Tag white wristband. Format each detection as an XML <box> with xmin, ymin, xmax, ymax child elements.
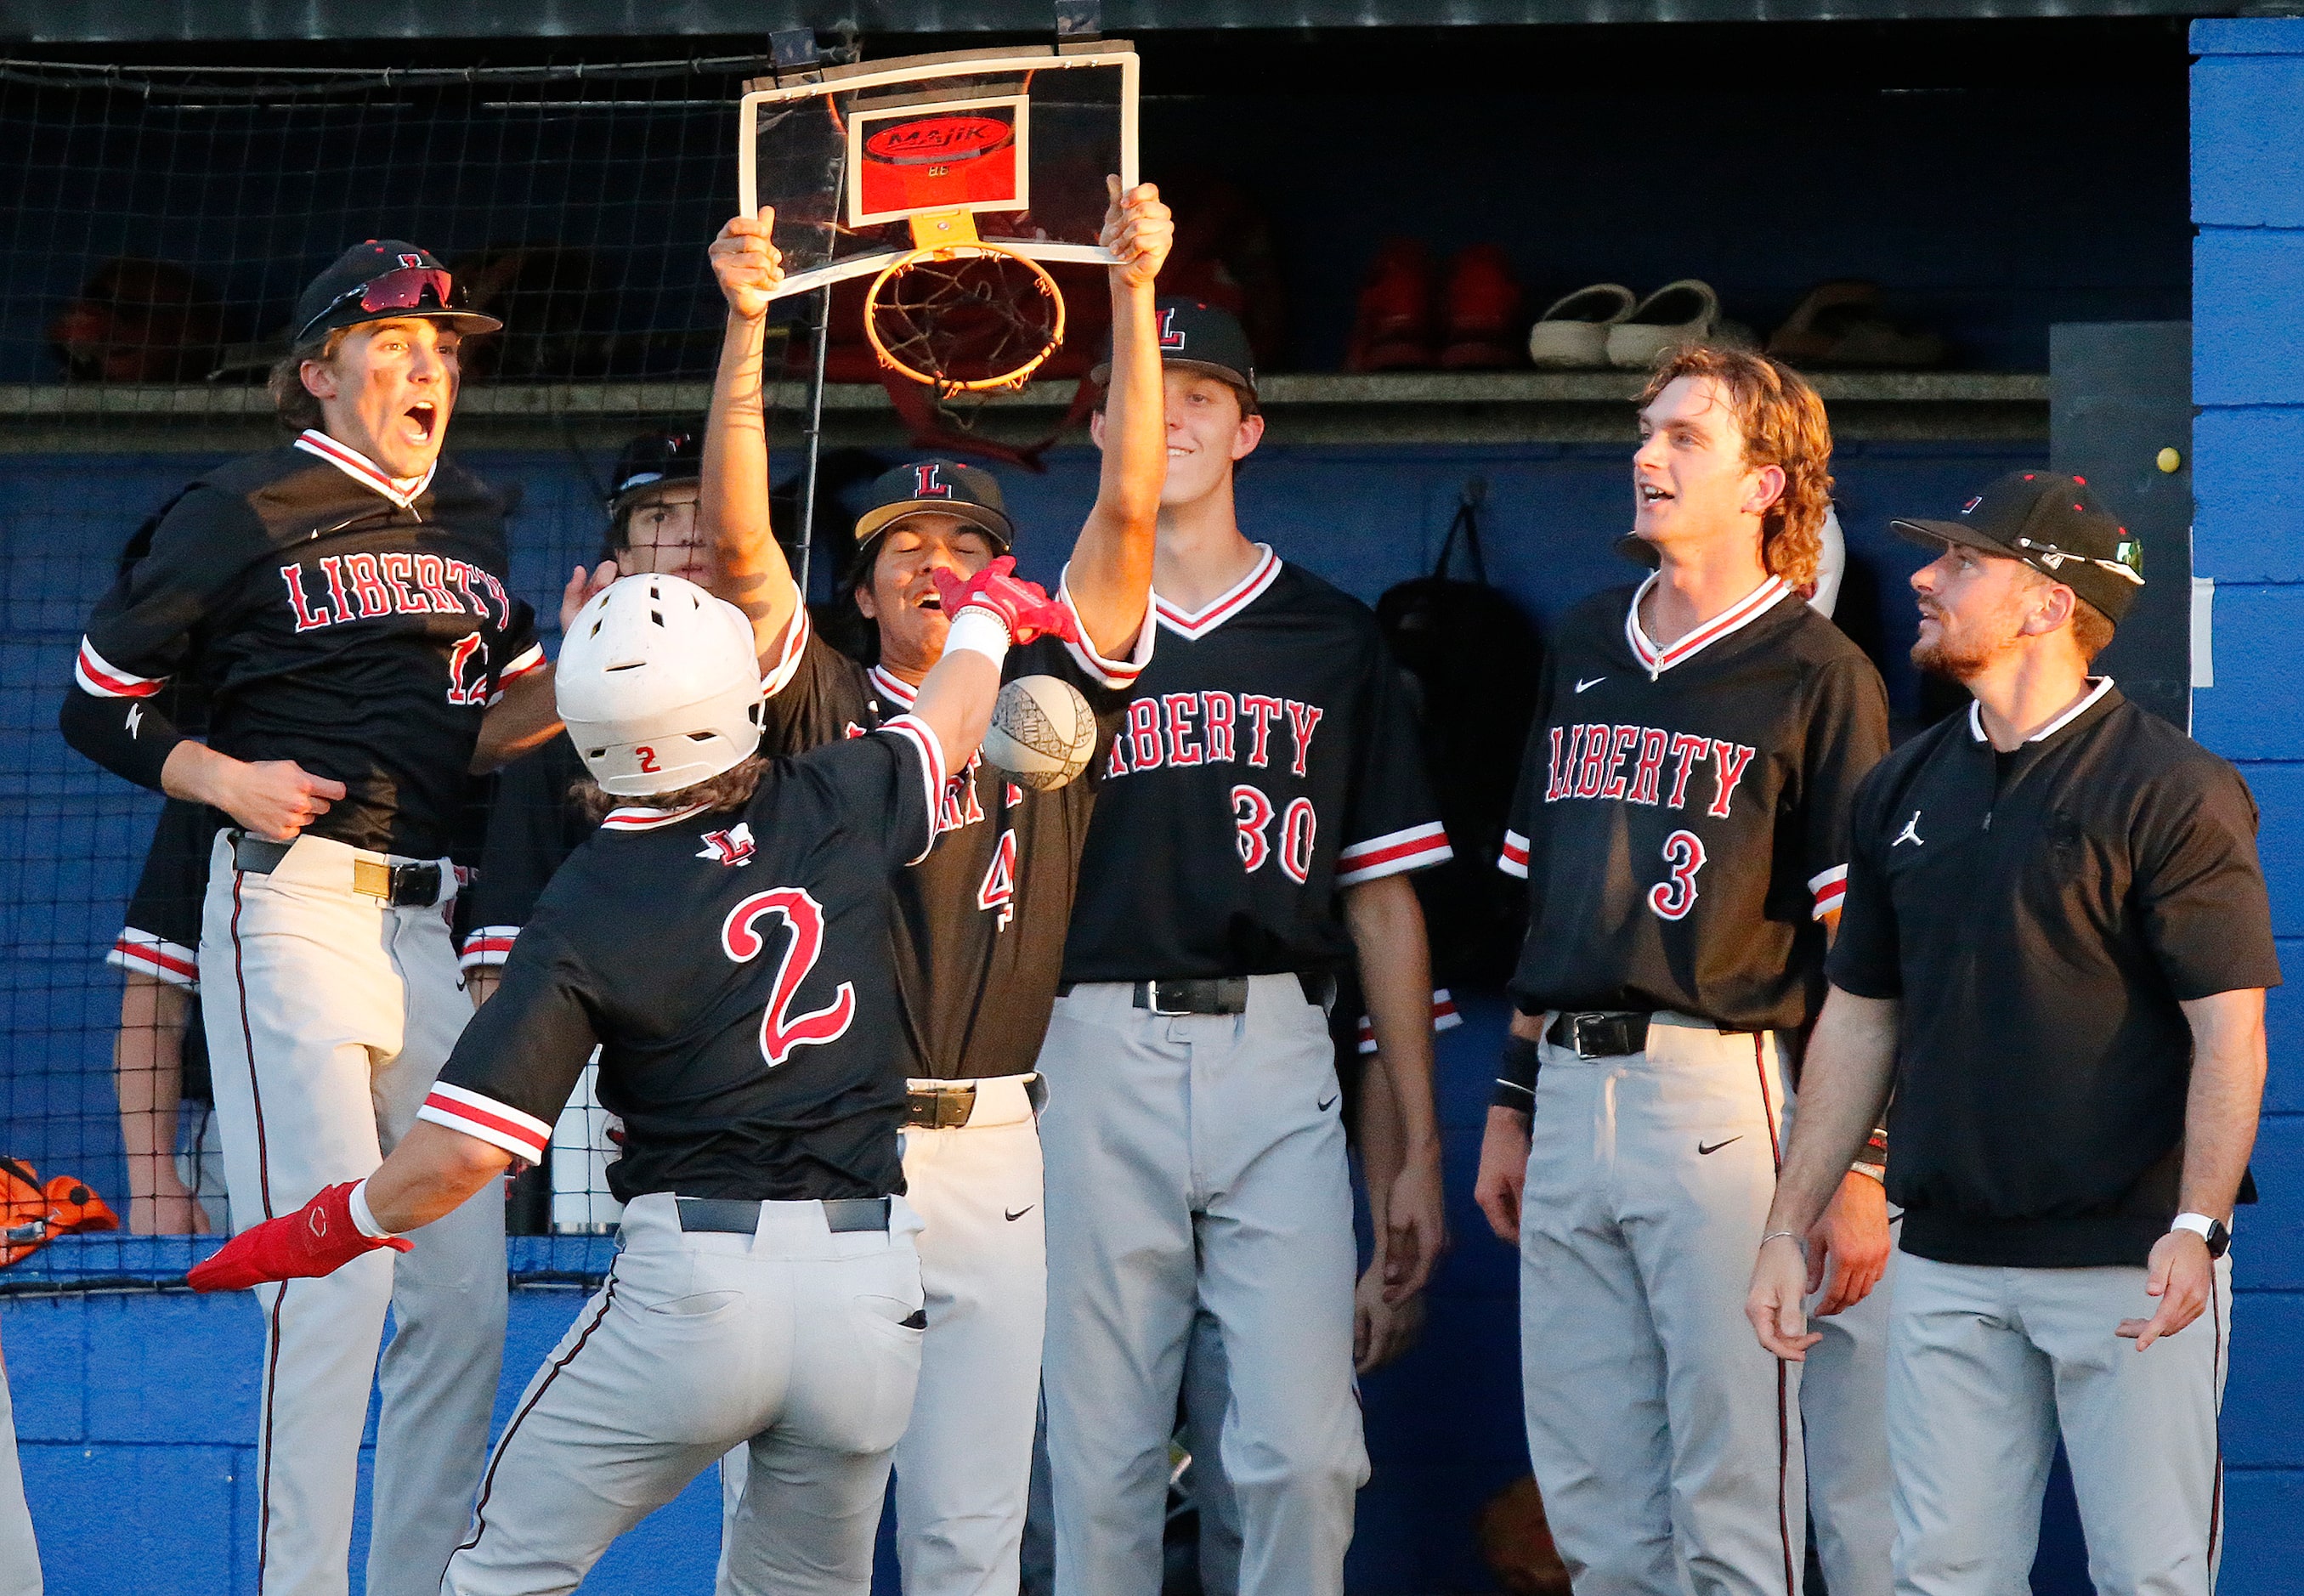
<box><xmin>1848</xmin><ymin>1161</ymin><xmax>1885</xmax><ymax>1185</ymax></box>
<box><xmin>942</xmin><ymin>608</ymin><xmax>1012</xmax><ymax>667</ymax></box>
<box><xmin>348</xmin><ymin>1178</ymin><xmax>395</xmax><ymax>1240</ymax></box>
<box><xmin>2171</xmin><ymin>1211</ymin><xmax>2219</xmax><ymax>1241</ymax></box>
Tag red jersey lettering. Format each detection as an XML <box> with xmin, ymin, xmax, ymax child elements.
<box><xmin>1242</xmin><ymin>694</ymin><xmax>1284</xmax><ymax>767</ymax></box>
<box><xmin>413</xmin><ymin>553</ymin><xmax>462</xmax><ymax>613</ymax></box>
<box><xmin>1574</xmin><ymin>722</ymin><xmax>1611</xmax><ymax>798</ymax></box>
<box><xmin>1629</xmin><ymin>728</ymin><xmax>1669</xmax><ymax>806</ymax></box>
<box><xmin>379</xmin><ymin>552</ymin><xmax>430</xmax><ymax>613</ymax></box>
<box><xmin>1203</xmin><ymin>691</ymin><xmax>1237</xmax><ymax>762</ymax></box>
<box><xmin>1707</xmin><ymin>740</ymin><xmax>1759</xmax><ymax>818</ymax></box>
<box><xmin>342</xmin><ymin>553</ymin><xmax>393</xmax><ymax>618</ymax></box>
<box><xmin>280</xmin><ymin>564</ymin><xmax>332</xmax><ymax>632</ymax></box>
<box><xmin>1231</xmin><ymin>784</ymin><xmax>1275</xmax><ymax>871</ymax></box>
<box><xmin>1283</xmin><ymin>700</ymin><xmax>1325</xmax><ymax>779</ymax></box>
<box><xmin>1164</xmin><ymin>693</ymin><xmax>1203</xmax><ymax>767</ymax></box>
<box><xmin>1599</xmin><ymin>725</ymin><xmax>1639</xmax><ymax>801</ymax></box>
<box><xmin>1128</xmin><ymin>699</ymin><xmax>1164</xmax><ymax>771</ymax></box>
<box><xmin>1665</xmin><ymin>733</ymin><xmax>1711</xmax><ymax>809</ymax></box>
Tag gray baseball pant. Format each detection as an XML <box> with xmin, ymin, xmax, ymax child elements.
<box><xmin>1798</xmin><ymin>1219</ymin><xmax>1896</xmax><ymax>1596</ymax></box>
<box><xmin>716</xmin><ymin>1075</ymin><xmax>1046</xmax><ymax>1596</ymax></box>
<box><xmin>0</xmin><ymin>1330</ymin><xmax>39</xmax><ymax>1596</ymax></box>
<box><xmin>449</xmin><ymin>1192</ymin><xmax>925</xmax><ymax>1596</ymax></box>
<box><xmin>1519</xmin><ymin>1014</ymin><xmax>1804</xmax><ymax>1596</ymax></box>
<box><xmin>1037</xmin><ymin>976</ymin><xmax>1367</xmax><ymax>1596</ymax></box>
<box><xmin>201</xmin><ymin>831</ymin><xmax>506</xmax><ymax>1596</ymax></box>
<box><xmin>1888</xmin><ymin>1249</ymin><xmax>2232</xmax><ymax>1596</ymax></box>
<box><xmin>1181</xmin><ymin>1303</ymin><xmax>1246</xmax><ymax>1596</ymax></box>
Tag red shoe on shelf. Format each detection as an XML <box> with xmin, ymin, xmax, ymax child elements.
<box><xmin>1440</xmin><ymin>245</ymin><xmax>1525</xmax><ymax>371</ymax></box>
<box><xmin>1346</xmin><ymin>238</ymin><xmax>1435</xmax><ymax>373</ymax></box>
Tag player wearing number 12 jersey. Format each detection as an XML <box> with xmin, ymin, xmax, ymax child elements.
<box><xmin>1475</xmin><ymin>346</ymin><xmax>1889</xmax><ymax>1596</ymax></box>
<box><xmin>695</xmin><ymin>184</ymin><xmax>1171</xmax><ymax>1596</ymax></box>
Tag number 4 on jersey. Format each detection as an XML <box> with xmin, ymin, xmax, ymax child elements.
<box><xmin>977</xmin><ymin>829</ymin><xmax>1019</xmax><ymax>930</ymax></box>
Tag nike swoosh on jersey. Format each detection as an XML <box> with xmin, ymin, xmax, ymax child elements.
<box><xmin>1005</xmin><ymin>1205</ymin><xmax>1035</xmax><ymax>1222</ymax></box>
<box><xmin>1696</xmin><ymin>1136</ymin><xmax>1743</xmax><ymax>1156</ymax></box>
<box><xmin>1316</xmin><ymin>1093</ymin><xmax>1339</xmax><ymax>1112</ymax></box>
<box><xmin>1575</xmin><ymin>676</ymin><xmax>1606</xmax><ymax>693</ymax></box>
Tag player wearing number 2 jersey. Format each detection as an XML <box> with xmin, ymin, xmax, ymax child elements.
<box><xmin>694</xmin><ymin>184</ymin><xmax>1171</xmax><ymax>1596</ymax></box>
<box><xmin>1475</xmin><ymin>346</ymin><xmax>1889</xmax><ymax>1596</ymax></box>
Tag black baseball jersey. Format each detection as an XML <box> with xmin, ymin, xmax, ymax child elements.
<box><xmin>461</xmin><ymin>732</ymin><xmax>592</xmax><ymax>971</ymax></box>
<box><xmin>417</xmin><ymin>720</ymin><xmax>943</xmax><ymax>1203</ymax></box>
<box><xmin>1828</xmin><ymin>680</ymin><xmax>2282</xmax><ymax>1268</ymax></box>
<box><xmin>1062</xmin><ymin>549</ymin><xmax>1452</xmax><ymax>983</ymax></box>
<box><xmin>107</xmin><ymin>797</ymin><xmax>223</xmax><ymax>1106</ymax></box>
<box><xmin>65</xmin><ymin>430</ymin><xmax>541</xmax><ymax>861</ymax></box>
<box><xmin>1499</xmin><ymin>574</ymin><xmax>1888</xmax><ymax>1033</ymax></box>
<box><xmin>753</xmin><ymin>593</ymin><xmax>1147</xmax><ymax>1079</ymax></box>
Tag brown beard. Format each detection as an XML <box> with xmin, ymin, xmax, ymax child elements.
<box><xmin>1911</xmin><ymin>597</ymin><xmax>2027</xmax><ymax>682</ymax></box>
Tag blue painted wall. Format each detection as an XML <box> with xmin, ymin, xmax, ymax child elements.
<box><xmin>2190</xmin><ymin>21</ymin><xmax>2304</xmax><ymax>1589</ymax></box>
<box><xmin>2</xmin><ymin>432</ymin><xmax>2037</xmax><ymax>1592</ymax></box>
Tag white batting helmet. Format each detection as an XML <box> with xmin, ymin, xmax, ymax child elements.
<box><xmin>556</xmin><ymin>573</ymin><xmax>763</xmax><ymax>797</ymax></box>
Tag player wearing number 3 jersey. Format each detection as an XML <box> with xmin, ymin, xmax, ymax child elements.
<box><xmin>1477</xmin><ymin>346</ymin><xmax>1888</xmax><ymax>1596</ymax></box>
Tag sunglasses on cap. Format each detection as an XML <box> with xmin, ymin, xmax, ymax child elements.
<box><xmin>294</xmin><ymin>266</ymin><xmax>467</xmax><ymax>345</ymax></box>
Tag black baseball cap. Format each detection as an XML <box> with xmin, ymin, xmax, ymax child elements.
<box><xmin>609</xmin><ymin>427</ymin><xmax>703</xmax><ymax>517</ymax></box>
<box><xmin>852</xmin><ymin>461</ymin><xmax>1014</xmax><ymax>555</ymax></box>
<box><xmin>1090</xmin><ymin>297</ymin><xmax>1257</xmax><ymax>394</ymax></box>
<box><xmin>290</xmin><ymin>241</ymin><xmax>501</xmax><ymax>348</ymax></box>
<box><xmin>1890</xmin><ymin>471</ymin><xmax>2145</xmax><ymax>624</ymax></box>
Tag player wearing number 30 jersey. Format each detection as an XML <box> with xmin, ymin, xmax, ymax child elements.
<box><xmin>1480</xmin><ymin>345</ymin><xmax>1888</xmax><ymax>1596</ymax></box>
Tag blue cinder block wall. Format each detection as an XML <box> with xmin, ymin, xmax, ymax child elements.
<box><xmin>2192</xmin><ymin>19</ymin><xmax>2304</xmax><ymax>1586</ymax></box>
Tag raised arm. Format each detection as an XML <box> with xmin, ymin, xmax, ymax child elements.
<box><xmin>1067</xmin><ymin>180</ymin><xmax>1174</xmax><ymax>655</ymax></box>
<box><xmin>699</xmin><ymin>209</ymin><xmax>799</xmax><ymax>666</ymax></box>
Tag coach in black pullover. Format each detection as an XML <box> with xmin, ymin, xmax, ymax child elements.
<box><xmin>1745</xmin><ymin>472</ymin><xmax>2277</xmax><ymax>1596</ymax></box>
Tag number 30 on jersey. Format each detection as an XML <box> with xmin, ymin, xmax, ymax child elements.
<box><xmin>1231</xmin><ymin>784</ymin><xmax>1316</xmax><ymax>885</ymax></box>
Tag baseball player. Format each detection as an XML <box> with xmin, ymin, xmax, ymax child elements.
<box><xmin>0</xmin><ymin>1324</ymin><xmax>37</xmax><ymax>1596</ymax></box>
<box><xmin>1471</xmin><ymin>343</ymin><xmax>1889</xmax><ymax>1596</ymax></box>
<box><xmin>111</xmin><ymin>797</ymin><xmax>229</xmax><ymax>1234</ymax></box>
<box><xmin>1749</xmin><ymin>473</ymin><xmax>2278</xmax><ymax>1596</ymax></box>
<box><xmin>58</xmin><ymin>241</ymin><xmax>584</xmax><ymax>1596</ymax></box>
<box><xmin>1037</xmin><ymin>297</ymin><xmax>1453</xmax><ymax>1596</ymax></box>
<box><xmin>461</xmin><ymin>426</ymin><xmax>713</xmax><ymax>1004</ymax></box>
<box><xmin>694</xmin><ymin>183</ymin><xmax>1170</xmax><ymax>1594</ymax></box>
<box><xmin>187</xmin><ymin>561</ymin><xmax>1081</xmax><ymax>1596</ymax></box>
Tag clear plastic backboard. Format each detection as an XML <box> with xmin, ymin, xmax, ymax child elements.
<box><xmin>738</xmin><ymin>42</ymin><xmax>1139</xmax><ymax>303</ymax></box>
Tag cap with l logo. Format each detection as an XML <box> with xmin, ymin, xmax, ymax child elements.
<box><xmin>1090</xmin><ymin>296</ymin><xmax>1257</xmax><ymax>393</ymax></box>
<box><xmin>1889</xmin><ymin>471</ymin><xmax>2145</xmax><ymax>624</ymax></box>
<box><xmin>852</xmin><ymin>459</ymin><xmax>1014</xmax><ymax>553</ymax></box>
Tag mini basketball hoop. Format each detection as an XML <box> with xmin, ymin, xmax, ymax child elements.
<box><xmin>863</xmin><ymin>225</ymin><xmax>1067</xmax><ymax>396</ymax></box>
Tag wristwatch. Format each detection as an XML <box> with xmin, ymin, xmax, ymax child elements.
<box><xmin>2171</xmin><ymin>1212</ymin><xmax>2231</xmax><ymax>1259</ymax></box>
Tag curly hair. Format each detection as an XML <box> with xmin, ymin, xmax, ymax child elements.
<box><xmin>573</xmin><ymin>753</ymin><xmax>767</xmax><ymax>824</ymax></box>
<box><xmin>1638</xmin><ymin>344</ymin><xmax>1833</xmax><ymax>591</ymax></box>
<box><xmin>265</xmin><ymin>326</ymin><xmax>353</xmax><ymax>433</ymax></box>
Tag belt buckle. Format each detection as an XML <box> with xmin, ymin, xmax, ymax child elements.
<box><xmin>1148</xmin><ymin>981</ymin><xmax>1192</xmax><ymax>1017</ymax></box>
<box><xmin>1568</xmin><ymin>1012</ymin><xmax>1614</xmax><ymax>1059</ymax></box>
<box><xmin>908</xmin><ymin>1083</ymin><xmax>977</xmax><ymax>1129</ymax></box>
<box><xmin>352</xmin><ymin>858</ymin><xmax>393</xmax><ymax>899</ymax></box>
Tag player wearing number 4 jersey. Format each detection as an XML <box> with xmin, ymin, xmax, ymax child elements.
<box><xmin>1475</xmin><ymin>346</ymin><xmax>1890</xmax><ymax>1596</ymax></box>
<box><xmin>695</xmin><ymin>184</ymin><xmax>1171</xmax><ymax>1596</ymax></box>
<box><xmin>1039</xmin><ymin>300</ymin><xmax>1452</xmax><ymax>1596</ymax></box>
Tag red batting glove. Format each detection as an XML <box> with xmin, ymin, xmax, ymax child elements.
<box><xmin>931</xmin><ymin>557</ymin><xmax>1082</xmax><ymax>648</ymax></box>
<box><xmin>187</xmin><ymin>1182</ymin><xmax>411</xmax><ymax>1292</ymax></box>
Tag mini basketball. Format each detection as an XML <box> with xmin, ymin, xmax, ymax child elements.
<box><xmin>984</xmin><ymin>673</ymin><xmax>1096</xmax><ymax>791</ymax></box>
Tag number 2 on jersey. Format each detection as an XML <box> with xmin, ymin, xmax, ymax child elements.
<box><xmin>720</xmin><ymin>886</ymin><xmax>858</xmax><ymax>1066</ymax></box>
<box><xmin>1648</xmin><ymin>829</ymin><xmax>1707</xmax><ymax>920</ymax></box>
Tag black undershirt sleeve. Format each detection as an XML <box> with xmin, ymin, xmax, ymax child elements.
<box><xmin>1823</xmin><ymin>762</ymin><xmax>1904</xmax><ymax>1000</ymax></box>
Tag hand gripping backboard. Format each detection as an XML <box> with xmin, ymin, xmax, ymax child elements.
<box><xmin>739</xmin><ymin>42</ymin><xmax>1138</xmax><ymax>393</ymax></box>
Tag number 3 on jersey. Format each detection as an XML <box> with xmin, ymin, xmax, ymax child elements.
<box><xmin>1648</xmin><ymin>829</ymin><xmax>1707</xmax><ymax>920</ymax></box>
<box><xmin>721</xmin><ymin>887</ymin><xmax>857</xmax><ymax>1066</ymax></box>
<box><xmin>1231</xmin><ymin>784</ymin><xmax>1316</xmax><ymax>885</ymax></box>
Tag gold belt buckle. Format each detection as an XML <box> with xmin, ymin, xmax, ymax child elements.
<box><xmin>352</xmin><ymin>858</ymin><xmax>393</xmax><ymax>899</ymax></box>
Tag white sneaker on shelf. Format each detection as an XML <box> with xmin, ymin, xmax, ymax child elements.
<box><xmin>1526</xmin><ymin>283</ymin><xmax>1635</xmax><ymax>369</ymax></box>
<box><xmin>1606</xmin><ymin>280</ymin><xmax>1720</xmax><ymax>369</ymax></box>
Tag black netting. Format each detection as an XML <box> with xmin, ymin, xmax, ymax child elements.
<box><xmin>2</xmin><ymin>54</ymin><xmax>784</xmax><ymax>1288</ymax></box>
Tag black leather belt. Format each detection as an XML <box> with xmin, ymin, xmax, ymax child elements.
<box><xmin>675</xmin><ymin>1196</ymin><xmax>891</xmax><ymax>1234</ymax></box>
<box><xmin>1126</xmin><ymin>973</ymin><xmax>1329</xmax><ymax>1016</ymax></box>
<box><xmin>906</xmin><ymin>1082</ymin><xmax>977</xmax><ymax>1129</ymax></box>
<box><xmin>231</xmin><ymin>832</ymin><xmax>443</xmax><ymax>908</ymax></box>
<box><xmin>1546</xmin><ymin>1011</ymin><xmax>1652</xmax><ymax>1059</ymax></box>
